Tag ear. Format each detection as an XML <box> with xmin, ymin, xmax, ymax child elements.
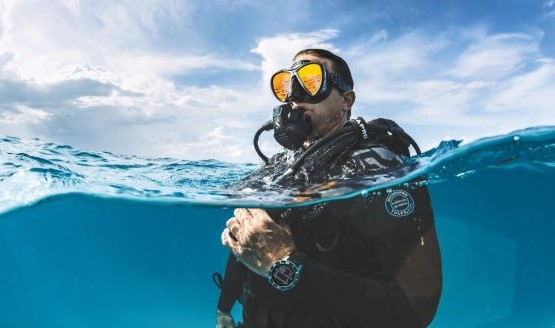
<box><xmin>341</xmin><ymin>91</ymin><xmax>356</xmax><ymax>112</ymax></box>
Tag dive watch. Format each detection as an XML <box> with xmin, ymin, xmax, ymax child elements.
<box><xmin>268</xmin><ymin>251</ymin><xmax>307</xmax><ymax>292</ymax></box>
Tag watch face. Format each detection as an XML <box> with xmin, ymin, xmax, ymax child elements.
<box><xmin>268</xmin><ymin>256</ymin><xmax>304</xmax><ymax>291</ymax></box>
<box><xmin>271</xmin><ymin>262</ymin><xmax>296</xmax><ymax>287</ymax></box>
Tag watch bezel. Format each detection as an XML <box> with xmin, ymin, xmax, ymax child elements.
<box><xmin>268</xmin><ymin>257</ymin><xmax>302</xmax><ymax>292</ymax></box>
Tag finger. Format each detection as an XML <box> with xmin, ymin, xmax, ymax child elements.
<box><xmin>221</xmin><ymin>228</ymin><xmax>241</xmax><ymax>250</ymax></box>
<box><xmin>221</xmin><ymin>228</ymin><xmax>231</xmax><ymax>247</ymax></box>
<box><xmin>225</xmin><ymin>218</ymin><xmax>241</xmax><ymax>241</ymax></box>
<box><xmin>226</xmin><ymin>216</ymin><xmax>242</xmax><ymax>227</ymax></box>
<box><xmin>222</xmin><ymin>229</ymin><xmax>244</xmax><ymax>256</ymax></box>
<box><xmin>222</xmin><ymin>228</ymin><xmax>238</xmax><ymax>246</ymax></box>
<box><xmin>234</xmin><ymin>208</ymin><xmax>252</xmax><ymax>225</ymax></box>
<box><xmin>249</xmin><ymin>208</ymin><xmax>273</xmax><ymax>223</ymax></box>
<box><xmin>233</xmin><ymin>208</ymin><xmax>247</xmax><ymax>217</ymax></box>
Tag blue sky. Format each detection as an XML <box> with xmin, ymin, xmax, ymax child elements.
<box><xmin>1</xmin><ymin>0</ymin><xmax>554</xmax><ymax>162</ymax></box>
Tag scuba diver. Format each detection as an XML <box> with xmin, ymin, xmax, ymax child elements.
<box><xmin>214</xmin><ymin>49</ymin><xmax>442</xmax><ymax>328</ymax></box>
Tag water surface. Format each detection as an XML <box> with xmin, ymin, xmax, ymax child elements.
<box><xmin>1</xmin><ymin>127</ymin><xmax>554</xmax><ymax>327</ymax></box>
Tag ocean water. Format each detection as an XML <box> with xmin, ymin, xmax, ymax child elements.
<box><xmin>1</xmin><ymin>126</ymin><xmax>555</xmax><ymax>327</ymax></box>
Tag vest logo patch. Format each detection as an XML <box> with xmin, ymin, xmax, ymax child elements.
<box><xmin>385</xmin><ymin>190</ymin><xmax>415</xmax><ymax>217</ymax></box>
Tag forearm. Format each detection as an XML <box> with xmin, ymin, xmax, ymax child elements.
<box><xmin>217</xmin><ymin>253</ymin><xmax>247</xmax><ymax>313</ymax></box>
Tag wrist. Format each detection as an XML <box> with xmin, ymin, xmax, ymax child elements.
<box><xmin>216</xmin><ymin>309</ymin><xmax>235</xmax><ymax>328</ymax></box>
<box><xmin>268</xmin><ymin>250</ymin><xmax>307</xmax><ymax>292</ymax></box>
<box><xmin>263</xmin><ymin>244</ymin><xmax>297</xmax><ymax>273</ymax></box>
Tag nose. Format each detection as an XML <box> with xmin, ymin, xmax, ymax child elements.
<box><xmin>285</xmin><ymin>76</ymin><xmax>304</xmax><ymax>103</ymax></box>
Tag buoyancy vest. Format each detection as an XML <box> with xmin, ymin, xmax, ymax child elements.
<box><xmin>215</xmin><ymin>118</ymin><xmax>442</xmax><ymax>328</ymax></box>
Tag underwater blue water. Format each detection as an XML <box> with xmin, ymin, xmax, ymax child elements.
<box><xmin>1</xmin><ymin>127</ymin><xmax>555</xmax><ymax>327</ymax></box>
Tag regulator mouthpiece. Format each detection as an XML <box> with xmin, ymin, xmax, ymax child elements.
<box><xmin>272</xmin><ymin>103</ymin><xmax>312</xmax><ymax>150</ymax></box>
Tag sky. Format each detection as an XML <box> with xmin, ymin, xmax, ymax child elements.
<box><xmin>1</xmin><ymin>0</ymin><xmax>554</xmax><ymax>163</ymax></box>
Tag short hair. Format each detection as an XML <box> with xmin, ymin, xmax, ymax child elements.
<box><xmin>293</xmin><ymin>48</ymin><xmax>354</xmax><ymax>90</ymax></box>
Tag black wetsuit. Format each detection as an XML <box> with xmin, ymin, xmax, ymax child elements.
<box><xmin>217</xmin><ymin>141</ymin><xmax>442</xmax><ymax>328</ymax></box>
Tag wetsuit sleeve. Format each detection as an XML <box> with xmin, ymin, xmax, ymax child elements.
<box><xmin>289</xmin><ymin>185</ymin><xmax>442</xmax><ymax>327</ymax></box>
<box><xmin>216</xmin><ymin>253</ymin><xmax>248</xmax><ymax>313</ymax></box>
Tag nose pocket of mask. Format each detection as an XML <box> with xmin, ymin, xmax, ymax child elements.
<box><xmin>286</xmin><ymin>76</ymin><xmax>305</xmax><ymax>102</ymax></box>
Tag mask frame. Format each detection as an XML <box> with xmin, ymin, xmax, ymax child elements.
<box><xmin>270</xmin><ymin>61</ymin><xmax>352</xmax><ymax>104</ymax></box>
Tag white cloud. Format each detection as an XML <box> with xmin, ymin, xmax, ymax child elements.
<box><xmin>1</xmin><ymin>0</ymin><xmax>554</xmax><ymax>163</ymax></box>
<box><xmin>545</xmin><ymin>0</ymin><xmax>555</xmax><ymax>13</ymax></box>
<box><xmin>370</xmin><ymin>29</ymin><xmax>388</xmax><ymax>44</ymax></box>
<box><xmin>353</xmin><ymin>31</ymin><xmax>448</xmax><ymax>74</ymax></box>
<box><xmin>0</xmin><ymin>104</ymin><xmax>51</xmax><ymax>125</ymax></box>
<box><xmin>160</xmin><ymin>127</ymin><xmax>249</xmax><ymax>161</ymax></box>
<box><xmin>251</xmin><ymin>29</ymin><xmax>340</xmax><ymax>87</ymax></box>
<box><xmin>0</xmin><ymin>51</ymin><xmax>14</xmax><ymax>71</ymax></box>
<box><xmin>341</xmin><ymin>27</ymin><xmax>555</xmax><ymax>151</ymax></box>
<box><xmin>0</xmin><ymin>59</ymin><xmax>274</xmax><ymax>161</ymax></box>
<box><xmin>0</xmin><ymin>0</ymin><xmax>197</xmax><ymax>82</ymax></box>
<box><xmin>485</xmin><ymin>58</ymin><xmax>555</xmax><ymax>114</ymax></box>
<box><xmin>0</xmin><ymin>0</ymin><xmax>13</xmax><ymax>44</ymax></box>
<box><xmin>349</xmin><ymin>31</ymin><xmax>450</xmax><ymax>105</ymax></box>
<box><xmin>0</xmin><ymin>0</ymin><xmax>274</xmax><ymax>162</ymax></box>
<box><xmin>449</xmin><ymin>31</ymin><xmax>542</xmax><ymax>80</ymax></box>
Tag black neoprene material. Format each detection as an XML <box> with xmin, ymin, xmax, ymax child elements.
<box><xmin>217</xmin><ymin>253</ymin><xmax>248</xmax><ymax>313</ymax></box>
<box><xmin>217</xmin><ymin>138</ymin><xmax>442</xmax><ymax>327</ymax></box>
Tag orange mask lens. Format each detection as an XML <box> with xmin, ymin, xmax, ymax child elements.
<box><xmin>297</xmin><ymin>63</ymin><xmax>323</xmax><ymax>96</ymax></box>
<box><xmin>272</xmin><ymin>71</ymin><xmax>292</xmax><ymax>102</ymax></box>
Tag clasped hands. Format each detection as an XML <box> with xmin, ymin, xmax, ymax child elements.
<box><xmin>222</xmin><ymin>208</ymin><xmax>296</xmax><ymax>277</ymax></box>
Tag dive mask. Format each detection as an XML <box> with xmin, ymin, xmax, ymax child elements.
<box><xmin>270</xmin><ymin>61</ymin><xmax>352</xmax><ymax>104</ymax></box>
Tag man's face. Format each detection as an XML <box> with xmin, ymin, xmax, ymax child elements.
<box><xmin>289</xmin><ymin>54</ymin><xmax>351</xmax><ymax>139</ymax></box>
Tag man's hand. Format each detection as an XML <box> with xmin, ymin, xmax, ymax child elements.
<box><xmin>215</xmin><ymin>309</ymin><xmax>235</xmax><ymax>328</ymax></box>
<box><xmin>222</xmin><ymin>208</ymin><xmax>296</xmax><ymax>277</ymax></box>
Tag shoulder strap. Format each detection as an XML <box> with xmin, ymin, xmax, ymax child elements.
<box><xmin>347</xmin><ymin>117</ymin><xmax>421</xmax><ymax>157</ymax></box>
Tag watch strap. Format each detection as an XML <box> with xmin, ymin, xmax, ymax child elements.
<box><xmin>288</xmin><ymin>250</ymin><xmax>308</xmax><ymax>266</ymax></box>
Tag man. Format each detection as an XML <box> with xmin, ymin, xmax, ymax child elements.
<box><xmin>215</xmin><ymin>49</ymin><xmax>442</xmax><ymax>327</ymax></box>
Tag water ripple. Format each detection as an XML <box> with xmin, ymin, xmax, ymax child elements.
<box><xmin>1</xmin><ymin>126</ymin><xmax>554</xmax><ymax>213</ymax></box>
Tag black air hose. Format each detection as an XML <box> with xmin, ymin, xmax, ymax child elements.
<box><xmin>253</xmin><ymin>120</ymin><xmax>273</xmax><ymax>164</ymax></box>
